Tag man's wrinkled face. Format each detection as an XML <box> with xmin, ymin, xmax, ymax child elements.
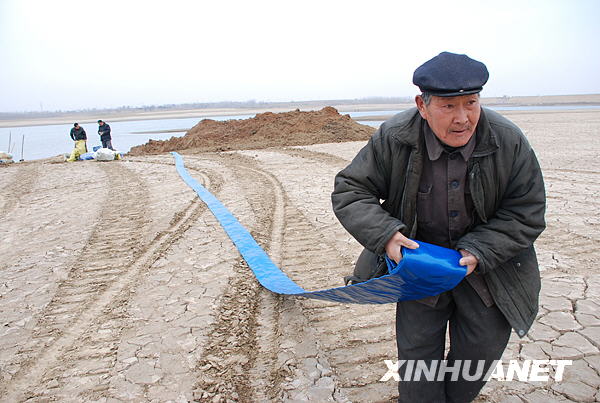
<box><xmin>415</xmin><ymin>94</ymin><xmax>481</xmax><ymax>147</ymax></box>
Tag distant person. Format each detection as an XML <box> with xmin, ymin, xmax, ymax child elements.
<box><xmin>67</xmin><ymin>123</ymin><xmax>87</xmax><ymax>162</ymax></box>
<box><xmin>332</xmin><ymin>52</ymin><xmax>546</xmax><ymax>402</ymax></box>
<box><xmin>97</xmin><ymin>120</ymin><xmax>114</xmax><ymax>150</ymax></box>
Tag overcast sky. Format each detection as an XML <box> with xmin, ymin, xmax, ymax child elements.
<box><xmin>1</xmin><ymin>0</ymin><xmax>599</xmax><ymax>112</ymax></box>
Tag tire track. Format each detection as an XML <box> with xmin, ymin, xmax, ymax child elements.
<box><xmin>280</xmin><ymin>201</ymin><xmax>397</xmax><ymax>401</ymax></box>
<box><xmin>190</xmin><ymin>150</ymin><xmax>397</xmax><ymax>402</ymax></box>
<box><xmin>1</xmin><ymin>162</ymin><xmax>150</xmax><ymax>400</ymax></box>
<box><xmin>120</xmin><ymin>155</ymin><xmax>268</xmax><ymax>401</ymax></box>
<box><xmin>237</xmin><ymin>149</ymin><xmax>398</xmax><ymax>402</ymax></box>
<box><xmin>279</xmin><ymin>146</ymin><xmax>351</xmax><ymax>166</ymax></box>
<box><xmin>176</xmin><ymin>153</ymin><xmax>324</xmax><ymax>401</ymax></box>
<box><xmin>188</xmin><ymin>153</ymin><xmax>281</xmax><ymax>402</ymax></box>
<box><xmin>0</xmin><ymin>163</ymin><xmax>39</xmax><ymax>219</ymax></box>
<box><xmin>33</xmin><ymin>196</ymin><xmax>209</xmax><ymax>402</ymax></box>
<box><xmin>0</xmin><ymin>161</ymin><xmax>219</xmax><ymax>402</ymax></box>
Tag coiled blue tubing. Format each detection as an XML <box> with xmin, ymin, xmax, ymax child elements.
<box><xmin>172</xmin><ymin>152</ymin><xmax>466</xmax><ymax>304</ymax></box>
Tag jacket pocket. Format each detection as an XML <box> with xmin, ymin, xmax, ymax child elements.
<box><xmin>468</xmin><ymin>163</ymin><xmax>487</xmax><ymax>223</ymax></box>
<box><xmin>499</xmin><ymin>247</ymin><xmax>540</xmax><ymax>313</ymax></box>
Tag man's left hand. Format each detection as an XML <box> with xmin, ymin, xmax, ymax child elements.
<box><xmin>459</xmin><ymin>249</ymin><xmax>478</xmax><ymax>275</ymax></box>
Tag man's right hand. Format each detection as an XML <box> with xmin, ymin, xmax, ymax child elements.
<box><xmin>385</xmin><ymin>232</ymin><xmax>419</xmax><ymax>263</ymax></box>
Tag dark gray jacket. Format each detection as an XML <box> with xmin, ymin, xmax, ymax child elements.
<box><xmin>70</xmin><ymin>126</ymin><xmax>87</xmax><ymax>141</ymax></box>
<box><xmin>331</xmin><ymin>107</ymin><xmax>546</xmax><ymax>337</ymax></box>
<box><xmin>98</xmin><ymin>123</ymin><xmax>111</xmax><ymax>141</ymax></box>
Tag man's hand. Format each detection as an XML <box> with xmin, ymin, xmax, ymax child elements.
<box><xmin>385</xmin><ymin>232</ymin><xmax>419</xmax><ymax>263</ymax></box>
<box><xmin>459</xmin><ymin>249</ymin><xmax>478</xmax><ymax>275</ymax></box>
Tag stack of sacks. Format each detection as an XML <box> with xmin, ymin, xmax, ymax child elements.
<box><xmin>0</xmin><ymin>151</ymin><xmax>14</xmax><ymax>164</ymax></box>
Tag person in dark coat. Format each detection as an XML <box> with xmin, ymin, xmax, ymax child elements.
<box><xmin>97</xmin><ymin>120</ymin><xmax>114</xmax><ymax>150</ymax></box>
<box><xmin>331</xmin><ymin>52</ymin><xmax>546</xmax><ymax>402</ymax></box>
<box><xmin>69</xmin><ymin>122</ymin><xmax>87</xmax><ymax>141</ymax></box>
<box><xmin>67</xmin><ymin>123</ymin><xmax>88</xmax><ymax>162</ymax></box>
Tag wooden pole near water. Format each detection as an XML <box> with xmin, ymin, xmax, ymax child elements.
<box><xmin>20</xmin><ymin>134</ymin><xmax>25</xmax><ymax>162</ymax></box>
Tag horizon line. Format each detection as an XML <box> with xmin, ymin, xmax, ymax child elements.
<box><xmin>3</xmin><ymin>93</ymin><xmax>600</xmax><ymax>116</ymax></box>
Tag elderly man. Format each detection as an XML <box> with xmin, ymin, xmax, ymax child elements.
<box><xmin>332</xmin><ymin>52</ymin><xmax>546</xmax><ymax>402</ymax></box>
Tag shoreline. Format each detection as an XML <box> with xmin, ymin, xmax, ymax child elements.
<box><xmin>108</xmin><ymin>106</ymin><xmax>600</xmax><ymax>134</ymax></box>
<box><xmin>2</xmin><ymin>107</ymin><xmax>599</xmax><ymax>159</ymax></box>
<box><xmin>2</xmin><ymin>94</ymin><xmax>600</xmax><ymax>129</ymax></box>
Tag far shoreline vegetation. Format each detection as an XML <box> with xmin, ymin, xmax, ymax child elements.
<box><xmin>2</xmin><ymin>94</ymin><xmax>600</xmax><ymax>120</ymax></box>
<box><xmin>2</xmin><ymin>94</ymin><xmax>600</xmax><ymax>131</ymax></box>
<box><xmin>2</xmin><ymin>97</ymin><xmax>412</xmax><ymax>119</ymax></box>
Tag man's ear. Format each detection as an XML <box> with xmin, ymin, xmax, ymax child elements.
<box><xmin>415</xmin><ymin>95</ymin><xmax>427</xmax><ymax>119</ymax></box>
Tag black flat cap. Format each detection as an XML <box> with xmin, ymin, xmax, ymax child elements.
<box><xmin>413</xmin><ymin>52</ymin><xmax>489</xmax><ymax>97</ymax></box>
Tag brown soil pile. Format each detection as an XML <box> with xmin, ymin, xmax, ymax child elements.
<box><xmin>128</xmin><ymin>107</ymin><xmax>375</xmax><ymax>155</ymax></box>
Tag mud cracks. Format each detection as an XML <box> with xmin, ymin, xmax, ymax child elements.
<box><xmin>1</xmin><ymin>136</ymin><xmax>600</xmax><ymax>402</ymax></box>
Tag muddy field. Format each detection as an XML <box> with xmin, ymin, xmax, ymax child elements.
<box><xmin>1</xmin><ymin>109</ymin><xmax>599</xmax><ymax>402</ymax></box>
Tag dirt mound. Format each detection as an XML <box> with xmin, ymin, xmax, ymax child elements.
<box><xmin>128</xmin><ymin>106</ymin><xmax>375</xmax><ymax>155</ymax></box>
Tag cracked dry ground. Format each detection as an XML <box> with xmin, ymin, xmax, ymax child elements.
<box><xmin>1</xmin><ymin>109</ymin><xmax>599</xmax><ymax>402</ymax></box>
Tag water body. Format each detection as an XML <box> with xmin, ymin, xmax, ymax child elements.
<box><xmin>2</xmin><ymin>105</ymin><xmax>599</xmax><ymax>161</ymax></box>
<box><xmin>0</xmin><ymin>114</ymin><xmax>254</xmax><ymax>161</ymax></box>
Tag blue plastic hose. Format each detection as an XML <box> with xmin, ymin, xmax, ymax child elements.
<box><xmin>172</xmin><ymin>152</ymin><xmax>466</xmax><ymax>304</ymax></box>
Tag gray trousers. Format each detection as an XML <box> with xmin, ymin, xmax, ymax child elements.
<box><xmin>396</xmin><ymin>278</ymin><xmax>511</xmax><ymax>403</ymax></box>
<box><xmin>101</xmin><ymin>139</ymin><xmax>114</xmax><ymax>150</ymax></box>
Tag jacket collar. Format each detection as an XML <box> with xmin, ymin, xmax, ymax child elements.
<box><xmin>423</xmin><ymin>123</ymin><xmax>476</xmax><ymax>161</ymax></box>
<box><xmin>471</xmin><ymin>108</ymin><xmax>499</xmax><ymax>157</ymax></box>
<box><xmin>392</xmin><ymin>107</ymin><xmax>499</xmax><ymax>157</ymax></box>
